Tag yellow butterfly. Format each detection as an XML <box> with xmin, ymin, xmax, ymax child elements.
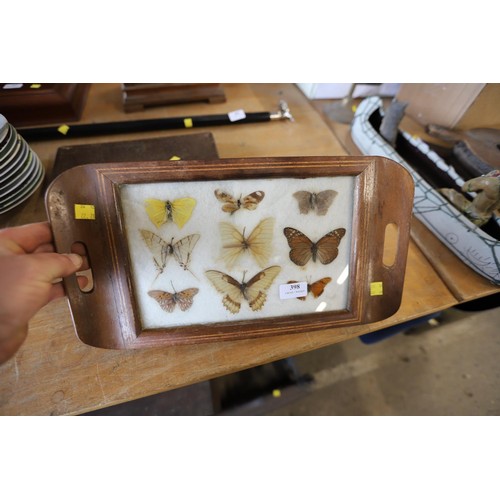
<box><xmin>214</xmin><ymin>189</ymin><xmax>265</xmax><ymax>214</ymax></box>
<box><xmin>205</xmin><ymin>266</ymin><xmax>281</xmax><ymax>314</ymax></box>
<box><xmin>145</xmin><ymin>197</ymin><xmax>196</xmax><ymax>229</ymax></box>
<box><xmin>148</xmin><ymin>287</ymin><xmax>199</xmax><ymax>313</ymax></box>
<box><xmin>293</xmin><ymin>190</ymin><xmax>337</xmax><ymax>216</ymax></box>
<box><xmin>140</xmin><ymin>229</ymin><xmax>200</xmax><ymax>278</ymax></box>
<box><xmin>219</xmin><ymin>217</ymin><xmax>274</xmax><ymax>269</ymax></box>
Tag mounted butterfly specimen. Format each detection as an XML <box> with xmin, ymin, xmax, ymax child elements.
<box><xmin>145</xmin><ymin>197</ymin><xmax>196</xmax><ymax>229</ymax></box>
<box><xmin>293</xmin><ymin>190</ymin><xmax>337</xmax><ymax>216</ymax></box>
<box><xmin>214</xmin><ymin>189</ymin><xmax>265</xmax><ymax>214</ymax></box>
<box><xmin>205</xmin><ymin>266</ymin><xmax>281</xmax><ymax>314</ymax></box>
<box><xmin>220</xmin><ymin>217</ymin><xmax>274</xmax><ymax>269</ymax></box>
<box><xmin>283</xmin><ymin>227</ymin><xmax>346</xmax><ymax>266</ymax></box>
<box><xmin>140</xmin><ymin>229</ymin><xmax>200</xmax><ymax>278</ymax></box>
<box><xmin>148</xmin><ymin>286</ymin><xmax>199</xmax><ymax>313</ymax></box>
<box><xmin>287</xmin><ymin>277</ymin><xmax>332</xmax><ymax>301</ymax></box>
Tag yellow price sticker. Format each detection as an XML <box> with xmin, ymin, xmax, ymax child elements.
<box><xmin>74</xmin><ymin>204</ymin><xmax>96</xmax><ymax>220</ymax></box>
<box><xmin>370</xmin><ymin>282</ymin><xmax>384</xmax><ymax>296</ymax></box>
<box><xmin>184</xmin><ymin>118</ymin><xmax>193</xmax><ymax>128</ymax></box>
<box><xmin>30</xmin><ymin>84</ymin><xmax>42</xmax><ymax>89</ymax></box>
<box><xmin>58</xmin><ymin>124</ymin><xmax>70</xmax><ymax>135</ymax></box>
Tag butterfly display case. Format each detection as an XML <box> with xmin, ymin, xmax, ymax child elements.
<box><xmin>45</xmin><ymin>156</ymin><xmax>414</xmax><ymax>349</ymax></box>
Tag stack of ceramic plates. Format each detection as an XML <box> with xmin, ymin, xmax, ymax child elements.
<box><xmin>0</xmin><ymin>114</ymin><xmax>45</xmax><ymax>214</ymax></box>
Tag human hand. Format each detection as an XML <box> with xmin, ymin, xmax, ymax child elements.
<box><xmin>0</xmin><ymin>221</ymin><xmax>85</xmax><ymax>364</ymax></box>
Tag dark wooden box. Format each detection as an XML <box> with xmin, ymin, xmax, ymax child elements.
<box><xmin>0</xmin><ymin>83</ymin><xmax>91</xmax><ymax>127</ymax></box>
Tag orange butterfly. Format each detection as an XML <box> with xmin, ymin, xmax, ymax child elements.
<box><xmin>287</xmin><ymin>277</ymin><xmax>332</xmax><ymax>301</ymax></box>
<box><xmin>283</xmin><ymin>227</ymin><xmax>346</xmax><ymax>266</ymax></box>
<box><xmin>148</xmin><ymin>287</ymin><xmax>199</xmax><ymax>313</ymax></box>
<box><xmin>214</xmin><ymin>189</ymin><xmax>265</xmax><ymax>214</ymax></box>
<box><xmin>205</xmin><ymin>266</ymin><xmax>281</xmax><ymax>314</ymax></box>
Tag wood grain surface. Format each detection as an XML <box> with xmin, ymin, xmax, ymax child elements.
<box><xmin>0</xmin><ymin>84</ymin><xmax>496</xmax><ymax>415</ymax></box>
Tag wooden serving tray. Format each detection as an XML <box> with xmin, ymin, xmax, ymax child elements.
<box><xmin>45</xmin><ymin>156</ymin><xmax>414</xmax><ymax>349</ymax></box>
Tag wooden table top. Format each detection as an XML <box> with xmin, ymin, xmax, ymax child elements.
<box><xmin>0</xmin><ymin>83</ymin><xmax>497</xmax><ymax>415</ymax></box>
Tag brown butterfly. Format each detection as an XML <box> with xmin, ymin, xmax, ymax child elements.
<box><xmin>293</xmin><ymin>190</ymin><xmax>337</xmax><ymax>215</ymax></box>
<box><xmin>148</xmin><ymin>287</ymin><xmax>199</xmax><ymax>313</ymax></box>
<box><xmin>205</xmin><ymin>266</ymin><xmax>281</xmax><ymax>314</ymax></box>
<box><xmin>220</xmin><ymin>217</ymin><xmax>274</xmax><ymax>269</ymax></box>
<box><xmin>287</xmin><ymin>277</ymin><xmax>332</xmax><ymax>301</ymax></box>
<box><xmin>283</xmin><ymin>227</ymin><xmax>346</xmax><ymax>266</ymax></box>
<box><xmin>214</xmin><ymin>189</ymin><xmax>265</xmax><ymax>214</ymax></box>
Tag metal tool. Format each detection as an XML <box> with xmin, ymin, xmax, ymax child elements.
<box><xmin>17</xmin><ymin>100</ymin><xmax>294</xmax><ymax>142</ymax></box>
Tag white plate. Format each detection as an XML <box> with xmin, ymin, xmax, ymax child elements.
<box><xmin>0</xmin><ymin>125</ymin><xmax>18</xmax><ymax>162</ymax></box>
<box><xmin>0</xmin><ymin>150</ymin><xmax>39</xmax><ymax>200</ymax></box>
<box><xmin>0</xmin><ymin>160</ymin><xmax>44</xmax><ymax>213</ymax></box>
<box><xmin>0</xmin><ymin>150</ymin><xmax>37</xmax><ymax>198</ymax></box>
<box><xmin>0</xmin><ymin>115</ymin><xmax>8</xmax><ymax>143</ymax></box>
<box><xmin>0</xmin><ymin>139</ymin><xmax>29</xmax><ymax>182</ymax></box>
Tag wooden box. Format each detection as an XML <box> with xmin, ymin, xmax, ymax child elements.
<box><xmin>121</xmin><ymin>83</ymin><xmax>226</xmax><ymax>112</ymax></box>
<box><xmin>45</xmin><ymin>156</ymin><xmax>414</xmax><ymax>349</ymax></box>
<box><xmin>0</xmin><ymin>83</ymin><xmax>91</xmax><ymax>127</ymax></box>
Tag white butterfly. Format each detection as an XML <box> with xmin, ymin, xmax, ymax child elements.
<box><xmin>219</xmin><ymin>217</ymin><xmax>274</xmax><ymax>269</ymax></box>
<box><xmin>140</xmin><ymin>229</ymin><xmax>200</xmax><ymax>278</ymax></box>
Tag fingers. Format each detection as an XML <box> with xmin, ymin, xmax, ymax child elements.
<box><xmin>0</xmin><ymin>221</ymin><xmax>53</xmax><ymax>255</ymax></box>
<box><xmin>49</xmin><ymin>275</ymin><xmax>89</xmax><ymax>302</ymax></box>
<box><xmin>22</xmin><ymin>252</ymin><xmax>83</xmax><ymax>284</ymax></box>
<box><xmin>34</xmin><ymin>243</ymin><xmax>55</xmax><ymax>253</ymax></box>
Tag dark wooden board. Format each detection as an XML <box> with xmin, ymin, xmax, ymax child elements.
<box><xmin>51</xmin><ymin>132</ymin><xmax>219</xmax><ymax>180</ymax></box>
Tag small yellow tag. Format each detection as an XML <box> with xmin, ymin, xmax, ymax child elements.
<box><xmin>184</xmin><ymin>118</ymin><xmax>193</xmax><ymax>128</ymax></box>
<box><xmin>74</xmin><ymin>204</ymin><xmax>96</xmax><ymax>220</ymax></box>
<box><xmin>169</xmin><ymin>155</ymin><xmax>181</xmax><ymax>161</ymax></box>
<box><xmin>272</xmin><ymin>389</ymin><xmax>281</xmax><ymax>398</ymax></box>
<box><xmin>370</xmin><ymin>282</ymin><xmax>384</xmax><ymax>296</ymax></box>
<box><xmin>58</xmin><ymin>124</ymin><xmax>70</xmax><ymax>135</ymax></box>
<box><xmin>30</xmin><ymin>84</ymin><xmax>42</xmax><ymax>89</ymax></box>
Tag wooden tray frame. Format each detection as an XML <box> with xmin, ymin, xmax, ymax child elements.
<box><xmin>45</xmin><ymin>156</ymin><xmax>414</xmax><ymax>349</ymax></box>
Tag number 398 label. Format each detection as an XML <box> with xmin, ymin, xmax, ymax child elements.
<box><xmin>279</xmin><ymin>282</ymin><xmax>308</xmax><ymax>300</ymax></box>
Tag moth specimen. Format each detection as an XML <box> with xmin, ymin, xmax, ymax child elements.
<box><xmin>293</xmin><ymin>190</ymin><xmax>337</xmax><ymax>216</ymax></box>
<box><xmin>214</xmin><ymin>189</ymin><xmax>265</xmax><ymax>214</ymax></box>
<box><xmin>205</xmin><ymin>266</ymin><xmax>281</xmax><ymax>314</ymax></box>
<box><xmin>283</xmin><ymin>227</ymin><xmax>346</xmax><ymax>266</ymax></box>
